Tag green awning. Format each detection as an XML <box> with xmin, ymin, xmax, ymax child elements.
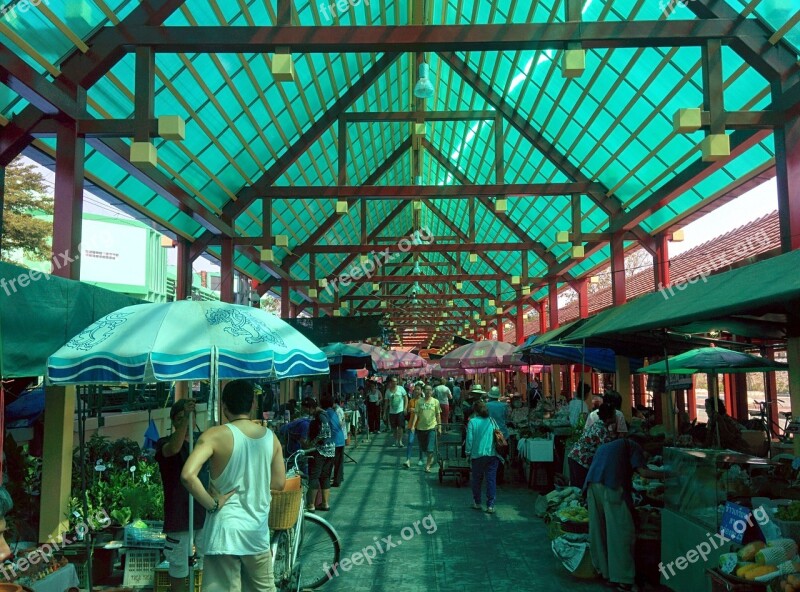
<box><xmin>565</xmin><ymin>251</ymin><xmax>800</xmax><ymax>343</ymax></box>
<box><xmin>529</xmin><ymin>318</ymin><xmax>588</xmax><ymax>347</ymax></box>
<box><xmin>0</xmin><ymin>262</ymin><xmax>143</xmax><ymax>378</ymax></box>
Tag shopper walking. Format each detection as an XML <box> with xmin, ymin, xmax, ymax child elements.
<box><xmin>408</xmin><ymin>385</ymin><xmax>441</xmax><ymax>473</ymax></box>
<box><xmin>365</xmin><ymin>380</ymin><xmax>382</xmax><ymax>434</ymax></box>
<box><xmin>156</xmin><ymin>398</ymin><xmax>207</xmax><ymax>592</ymax></box>
<box><xmin>403</xmin><ymin>382</ymin><xmax>424</xmax><ymax>468</ymax></box>
<box><xmin>181</xmin><ymin>380</ymin><xmax>286</xmax><ymax>592</ymax></box>
<box><xmin>384</xmin><ymin>376</ymin><xmax>408</xmax><ymax>447</ymax></box>
<box><xmin>465</xmin><ymin>400</ymin><xmax>501</xmax><ymax>513</ymax></box>
<box><xmin>322</xmin><ymin>394</ymin><xmax>346</xmax><ymax>488</ymax></box>
<box><xmin>434</xmin><ymin>378</ymin><xmax>453</xmax><ymax>426</ymax></box>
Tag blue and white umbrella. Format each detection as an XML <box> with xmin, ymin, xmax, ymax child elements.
<box><xmin>47</xmin><ymin>300</ymin><xmax>329</xmax><ymax>385</ymax></box>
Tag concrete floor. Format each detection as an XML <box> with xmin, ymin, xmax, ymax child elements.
<box><xmin>318</xmin><ymin>432</ymin><xmax>635</xmax><ymax>592</ymax></box>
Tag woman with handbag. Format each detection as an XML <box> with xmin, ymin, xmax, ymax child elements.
<box><xmin>465</xmin><ymin>400</ymin><xmax>506</xmax><ymax>514</ymax></box>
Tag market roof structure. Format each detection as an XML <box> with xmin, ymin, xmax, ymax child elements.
<box><xmin>1</xmin><ymin>0</ymin><xmax>799</xmax><ymax>349</ymax></box>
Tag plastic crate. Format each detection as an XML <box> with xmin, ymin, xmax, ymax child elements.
<box><xmin>123</xmin><ymin>549</ymin><xmax>161</xmax><ymax>588</ymax></box>
<box><xmin>124</xmin><ymin>521</ymin><xmax>166</xmax><ymax>548</ymax></box>
<box><xmin>153</xmin><ymin>566</ymin><xmax>202</xmax><ymax>592</ymax></box>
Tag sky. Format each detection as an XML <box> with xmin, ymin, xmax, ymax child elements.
<box><xmin>669</xmin><ymin>179</ymin><xmax>778</xmax><ymax>256</ymax></box>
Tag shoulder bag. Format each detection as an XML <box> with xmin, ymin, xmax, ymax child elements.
<box><xmin>489</xmin><ymin>418</ymin><xmax>509</xmax><ymax>457</ymax></box>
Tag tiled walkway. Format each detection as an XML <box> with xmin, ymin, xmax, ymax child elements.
<box><xmin>317</xmin><ymin>432</ymin><xmax>620</xmax><ymax>592</ymax></box>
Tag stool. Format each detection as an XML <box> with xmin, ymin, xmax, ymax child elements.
<box><xmin>527</xmin><ymin>461</ymin><xmax>553</xmax><ymax>491</ymax></box>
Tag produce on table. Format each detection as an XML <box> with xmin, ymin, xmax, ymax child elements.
<box><xmin>777</xmin><ymin>502</ymin><xmax>800</xmax><ymax>522</ymax></box>
<box><xmin>738</xmin><ymin>541</ymin><xmax>766</xmax><ymax>562</ymax></box>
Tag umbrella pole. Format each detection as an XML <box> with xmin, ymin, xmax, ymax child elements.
<box><xmin>188</xmin><ymin>406</ymin><xmax>195</xmax><ymax>592</ymax></box>
<box><xmin>710</xmin><ymin>371</ymin><xmax>721</xmax><ymax>448</ymax></box>
<box><xmin>663</xmin><ymin>345</ymin><xmax>675</xmax><ymax>440</ymax></box>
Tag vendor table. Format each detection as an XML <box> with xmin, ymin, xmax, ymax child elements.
<box><xmin>29</xmin><ymin>562</ymin><xmax>79</xmax><ymax>592</ymax></box>
<box><xmin>518</xmin><ymin>436</ymin><xmax>555</xmax><ymax>491</ymax></box>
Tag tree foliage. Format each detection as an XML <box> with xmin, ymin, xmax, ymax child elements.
<box><xmin>562</xmin><ymin>248</ymin><xmax>654</xmax><ymax>303</ymax></box>
<box><xmin>1</xmin><ymin>158</ymin><xmax>53</xmax><ymax>262</ymax></box>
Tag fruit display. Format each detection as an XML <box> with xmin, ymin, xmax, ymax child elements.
<box><xmin>771</xmin><ymin>573</ymin><xmax>800</xmax><ymax>591</ymax></box>
<box><xmin>739</xmin><ymin>541</ymin><xmax>767</xmax><ymax>561</ymax></box>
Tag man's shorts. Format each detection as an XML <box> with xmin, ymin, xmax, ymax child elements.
<box><xmin>416</xmin><ymin>429</ymin><xmax>437</xmax><ymax>454</ymax></box>
<box><xmin>389</xmin><ymin>412</ymin><xmax>405</xmax><ymax>429</ymax></box>
<box><xmin>163</xmin><ymin>529</ymin><xmax>204</xmax><ymax>578</ymax></box>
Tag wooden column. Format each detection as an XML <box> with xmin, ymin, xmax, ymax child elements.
<box><xmin>538</xmin><ymin>301</ymin><xmax>547</xmax><ymax>334</ymax></box>
<box><xmin>39</xmin><ymin>386</ymin><xmax>76</xmax><ymax>543</ymax></box>
<box><xmin>496</xmin><ymin>318</ymin><xmax>504</xmax><ymax>342</ymax></box>
<box><xmin>280</xmin><ymin>280</ymin><xmax>290</xmax><ymax>318</ymax></box>
<box><xmin>52</xmin><ymin>97</ymin><xmax>86</xmax><ymax>280</ymax></box>
<box><xmin>616</xmin><ymin>355</ymin><xmax>632</xmax><ymax>422</ymax></box>
<box><xmin>219</xmin><ymin>236</ymin><xmax>234</xmax><ymax>303</ymax></box>
<box><xmin>551</xmin><ymin>365</ymin><xmax>562</xmax><ymax>400</ymax></box>
<box><xmin>734</xmin><ymin>374</ymin><xmax>749</xmax><ymax>423</ymax></box>
<box><xmin>515</xmin><ymin>306</ymin><xmax>525</xmax><ymax>345</ymax></box>
<box><xmin>575</xmin><ymin>278</ymin><xmax>589</xmax><ymax>319</ymax></box>
<box><xmin>610</xmin><ymin>232</ymin><xmax>626</xmax><ymax>305</ymax></box>
<box><xmin>687</xmin><ymin>375</ymin><xmax>697</xmax><ymax>421</ymax></box>
<box><xmin>654</xmin><ymin>233</ymin><xmax>670</xmax><ymax>290</ymax></box>
<box><xmin>764</xmin><ymin>348</ymin><xmax>780</xmax><ymax>432</ymax></box>
<box><xmin>175</xmin><ymin>238</ymin><xmax>193</xmax><ymax>300</ymax></box>
<box><xmin>548</xmin><ymin>280</ymin><xmax>559</xmax><ymax>330</ymax></box>
<box><xmin>774</xmin><ymin>112</ymin><xmax>800</xmax><ymax>252</ymax></box>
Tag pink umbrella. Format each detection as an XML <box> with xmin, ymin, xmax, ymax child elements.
<box><xmin>439</xmin><ymin>340</ymin><xmax>517</xmax><ymax>369</ymax></box>
<box><xmin>430</xmin><ymin>364</ymin><xmax>463</xmax><ymax>378</ymax></box>
<box><xmin>352</xmin><ymin>343</ymin><xmax>427</xmax><ymax>371</ymax></box>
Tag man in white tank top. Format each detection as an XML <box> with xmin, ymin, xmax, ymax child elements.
<box><xmin>182</xmin><ymin>380</ymin><xmax>286</xmax><ymax>592</ymax></box>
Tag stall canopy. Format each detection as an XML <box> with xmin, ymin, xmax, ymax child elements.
<box><xmin>0</xmin><ymin>261</ymin><xmax>143</xmax><ymax>378</ymax></box>
<box><xmin>563</xmin><ymin>250</ymin><xmax>800</xmax><ymax>346</ymax></box>
<box><xmin>516</xmin><ymin>335</ymin><xmax>643</xmax><ymax>374</ymax></box>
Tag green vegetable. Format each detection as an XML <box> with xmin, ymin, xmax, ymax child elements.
<box><xmin>777</xmin><ymin>502</ymin><xmax>800</xmax><ymax>522</ymax></box>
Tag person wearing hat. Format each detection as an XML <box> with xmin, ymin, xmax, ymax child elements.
<box><xmin>156</xmin><ymin>398</ymin><xmax>207</xmax><ymax>592</ymax></box>
<box><xmin>462</xmin><ymin>384</ymin><xmax>486</xmax><ymax>423</ymax></box>
<box><xmin>486</xmin><ymin>387</ymin><xmax>510</xmax><ymax>440</ymax></box>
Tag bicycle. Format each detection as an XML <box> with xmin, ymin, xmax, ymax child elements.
<box><xmin>746</xmin><ymin>399</ymin><xmax>792</xmax><ymax>456</ymax></box>
<box><xmin>271</xmin><ymin>450</ymin><xmax>341</xmax><ymax>592</ymax></box>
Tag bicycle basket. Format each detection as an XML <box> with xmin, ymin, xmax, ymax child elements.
<box><xmin>269</xmin><ymin>489</ymin><xmax>303</xmax><ymax>530</ymax></box>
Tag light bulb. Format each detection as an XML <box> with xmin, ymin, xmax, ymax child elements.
<box><xmin>413</xmin><ymin>62</ymin><xmax>435</xmax><ymax>99</ymax></box>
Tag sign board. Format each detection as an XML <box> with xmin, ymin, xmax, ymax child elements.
<box><xmin>720</xmin><ymin>502</ymin><xmax>753</xmax><ymax>544</ymax></box>
<box><xmin>665</xmin><ymin>374</ymin><xmax>694</xmax><ymax>391</ymax></box>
